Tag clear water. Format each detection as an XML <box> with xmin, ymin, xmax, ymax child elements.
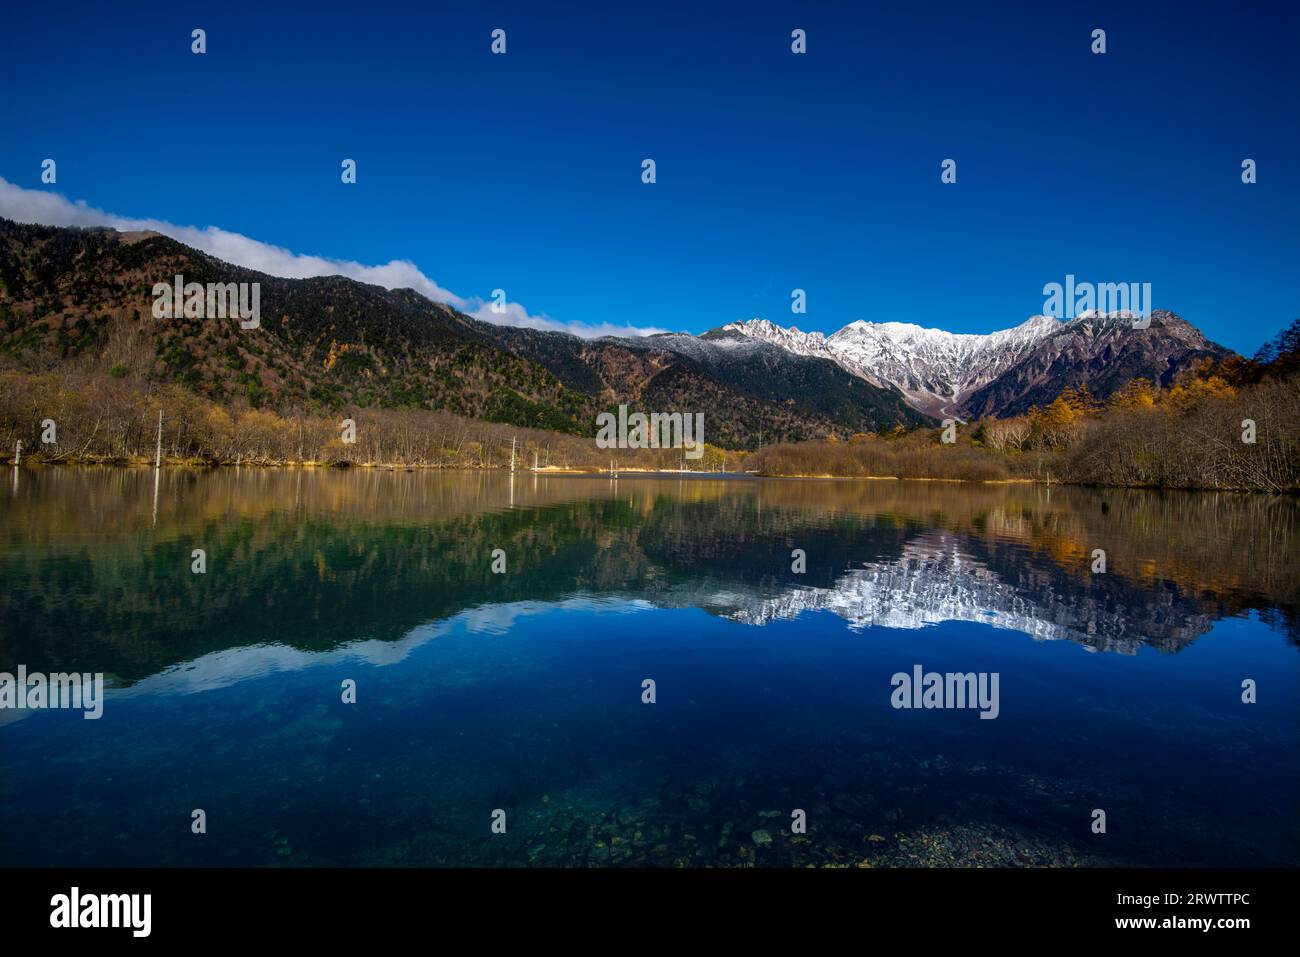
<box><xmin>1</xmin><ymin>468</ymin><xmax>1296</xmax><ymax>867</ymax></box>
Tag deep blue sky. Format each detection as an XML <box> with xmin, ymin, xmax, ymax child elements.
<box><xmin>1</xmin><ymin>0</ymin><xmax>1296</xmax><ymax>353</ymax></box>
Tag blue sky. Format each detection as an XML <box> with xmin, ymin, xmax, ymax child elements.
<box><xmin>1</xmin><ymin>0</ymin><xmax>1296</xmax><ymax>353</ymax></box>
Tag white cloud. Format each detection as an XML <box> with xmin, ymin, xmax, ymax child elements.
<box><xmin>0</xmin><ymin>177</ymin><xmax>664</xmax><ymax>339</ymax></box>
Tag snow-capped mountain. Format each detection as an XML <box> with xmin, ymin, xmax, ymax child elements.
<box><xmin>720</xmin><ymin>311</ymin><xmax>1228</xmax><ymax>418</ymax></box>
<box><xmin>826</xmin><ymin>315</ymin><xmax>1062</xmax><ymax>416</ymax></box>
<box><xmin>723</xmin><ymin>315</ymin><xmax>1060</xmax><ymax>416</ymax></box>
<box><xmin>712</xmin><ymin>318</ymin><xmax>840</xmax><ymax>363</ymax></box>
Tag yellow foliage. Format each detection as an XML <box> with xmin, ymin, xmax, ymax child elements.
<box><xmin>1165</xmin><ymin>372</ymin><xmax>1237</xmax><ymax>410</ymax></box>
<box><xmin>1108</xmin><ymin>379</ymin><xmax>1157</xmax><ymax>410</ymax></box>
<box><xmin>204</xmin><ymin>406</ymin><xmax>234</xmax><ymax>444</ymax></box>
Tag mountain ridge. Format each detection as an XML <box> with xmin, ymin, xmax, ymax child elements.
<box><xmin>0</xmin><ymin>218</ymin><xmax>930</xmax><ymax>448</ymax></box>
<box><xmin>722</xmin><ymin>310</ymin><xmax>1231</xmax><ymax>418</ymax></box>
<box><xmin>0</xmin><ymin>217</ymin><xmax>1238</xmax><ymax>439</ymax></box>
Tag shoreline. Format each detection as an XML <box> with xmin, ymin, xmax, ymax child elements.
<box><xmin>6</xmin><ymin>458</ymin><xmax>1294</xmax><ymax>493</ymax></box>
<box><xmin>4</xmin><ymin>457</ymin><xmax>738</xmax><ymax>477</ymax></box>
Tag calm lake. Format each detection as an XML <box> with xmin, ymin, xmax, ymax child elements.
<box><xmin>1</xmin><ymin>468</ymin><xmax>1296</xmax><ymax>867</ymax></box>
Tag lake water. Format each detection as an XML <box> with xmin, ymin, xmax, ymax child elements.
<box><xmin>1</xmin><ymin>468</ymin><xmax>1296</xmax><ymax>867</ymax></box>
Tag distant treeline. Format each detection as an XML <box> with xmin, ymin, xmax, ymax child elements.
<box><xmin>752</xmin><ymin>321</ymin><xmax>1300</xmax><ymax>492</ymax></box>
<box><xmin>0</xmin><ymin>368</ymin><xmax>745</xmax><ymax>472</ymax></box>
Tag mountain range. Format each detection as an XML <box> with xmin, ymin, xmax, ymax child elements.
<box><xmin>720</xmin><ymin>311</ymin><xmax>1229</xmax><ymax>419</ymax></box>
<box><xmin>0</xmin><ymin>218</ymin><xmax>1234</xmax><ymax>447</ymax></box>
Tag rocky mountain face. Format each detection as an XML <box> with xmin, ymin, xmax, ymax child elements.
<box><xmin>959</xmin><ymin>311</ymin><xmax>1231</xmax><ymax>417</ymax></box>
<box><xmin>724</xmin><ymin>311</ymin><xmax>1231</xmax><ymax>418</ymax></box>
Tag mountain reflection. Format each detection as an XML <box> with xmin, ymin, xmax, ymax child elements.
<box><xmin>721</xmin><ymin>530</ymin><xmax>1216</xmax><ymax>652</ymax></box>
<box><xmin>1</xmin><ymin>469</ymin><xmax>1296</xmax><ymax>689</ymax></box>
